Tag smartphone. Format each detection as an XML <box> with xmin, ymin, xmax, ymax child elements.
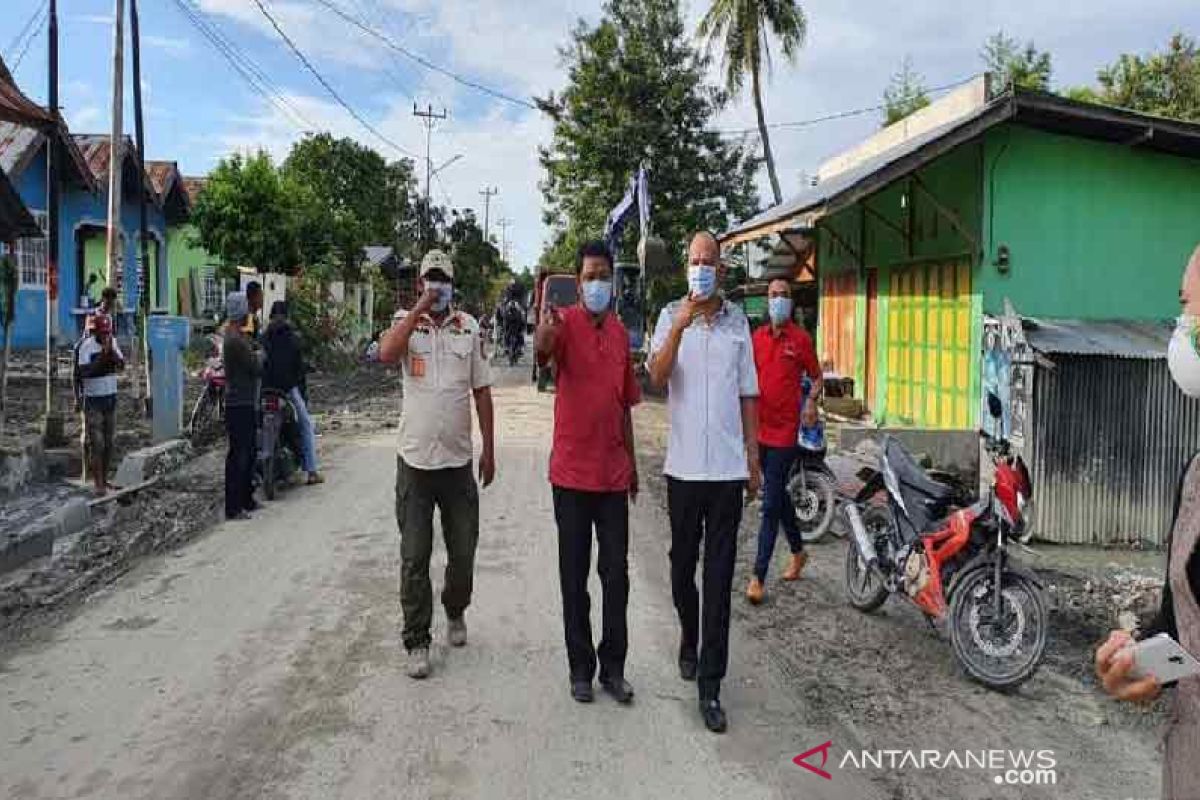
<box><xmin>1128</xmin><ymin>633</ymin><xmax>1200</xmax><ymax>684</ymax></box>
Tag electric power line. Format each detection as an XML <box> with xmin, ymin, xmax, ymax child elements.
<box><xmin>308</xmin><ymin>0</ymin><xmax>538</xmax><ymax>111</ymax></box>
<box><xmin>170</xmin><ymin>0</ymin><xmax>315</xmax><ymax>131</ymax></box>
<box><xmin>712</xmin><ymin>76</ymin><xmax>979</xmax><ymax>137</ymax></box>
<box><xmin>4</xmin><ymin>0</ymin><xmax>47</xmax><ymax>64</ymax></box>
<box><xmin>250</xmin><ymin>0</ymin><xmax>418</xmax><ymax>158</ymax></box>
<box><xmin>8</xmin><ymin>1</ymin><xmax>48</xmax><ymax>74</ymax></box>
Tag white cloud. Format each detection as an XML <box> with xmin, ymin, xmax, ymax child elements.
<box><xmin>70</xmin><ymin>105</ymin><xmax>103</xmax><ymax>131</ymax></box>
<box><xmin>181</xmin><ymin>0</ymin><xmax>1200</xmax><ymax>266</ymax></box>
<box><xmin>144</xmin><ymin>35</ymin><xmax>193</xmax><ymax>56</ymax></box>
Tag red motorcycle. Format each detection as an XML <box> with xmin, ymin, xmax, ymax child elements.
<box><xmin>842</xmin><ymin>394</ymin><xmax>1047</xmax><ymax>690</ymax></box>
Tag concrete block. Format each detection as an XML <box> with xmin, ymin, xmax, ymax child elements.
<box><xmin>52</xmin><ymin>498</ymin><xmax>92</xmax><ymax>537</ymax></box>
<box><xmin>44</xmin><ymin>448</ymin><xmax>82</xmax><ymax>480</ymax></box>
<box><xmin>114</xmin><ymin>439</ymin><xmax>190</xmax><ymax>487</ymax></box>
<box><xmin>1</xmin><ymin>521</ymin><xmax>55</xmax><ymax>575</ymax></box>
<box><xmin>0</xmin><ymin>437</ymin><xmax>47</xmax><ymax>496</ymax></box>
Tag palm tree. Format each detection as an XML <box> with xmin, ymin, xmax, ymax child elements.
<box><xmin>698</xmin><ymin>0</ymin><xmax>807</xmax><ymax>205</ymax></box>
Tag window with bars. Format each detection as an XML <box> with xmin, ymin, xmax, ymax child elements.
<box><xmin>200</xmin><ymin>267</ymin><xmax>225</xmax><ymax>317</ymax></box>
<box><xmin>15</xmin><ymin>211</ymin><xmax>48</xmax><ymax>288</ymax></box>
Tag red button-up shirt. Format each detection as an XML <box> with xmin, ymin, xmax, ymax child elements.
<box><xmin>549</xmin><ymin>305</ymin><xmax>641</xmax><ymax>492</ymax></box>
<box><xmin>752</xmin><ymin>321</ymin><xmax>821</xmax><ymax>448</ymax></box>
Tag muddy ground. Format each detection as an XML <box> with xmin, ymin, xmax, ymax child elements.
<box><xmin>633</xmin><ymin>396</ymin><xmax>1166</xmax><ymax>800</ymax></box>
<box><xmin>0</xmin><ymin>361</ymin><xmax>401</xmax><ymax>644</ymax></box>
<box><xmin>1</xmin><ymin>357</ymin><xmax>1171</xmax><ymax>799</ymax></box>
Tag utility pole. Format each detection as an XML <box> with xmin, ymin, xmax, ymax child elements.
<box><xmin>130</xmin><ymin>0</ymin><xmax>151</xmax><ymax>412</ymax></box>
<box><xmin>42</xmin><ymin>0</ymin><xmax>63</xmax><ymax>446</ymax></box>
<box><xmin>496</xmin><ymin>217</ymin><xmax>512</xmax><ymax>266</ymax></box>
<box><xmin>104</xmin><ymin>0</ymin><xmax>125</xmax><ymax>291</ymax></box>
<box><xmin>478</xmin><ymin>186</ymin><xmax>498</xmax><ymax>243</ymax></box>
<box><xmin>412</xmin><ymin>104</ymin><xmax>447</xmax><ymax>246</ymax></box>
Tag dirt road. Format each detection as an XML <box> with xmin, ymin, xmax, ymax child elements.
<box><xmin>0</xmin><ymin>370</ymin><xmax>1164</xmax><ymax>799</ymax></box>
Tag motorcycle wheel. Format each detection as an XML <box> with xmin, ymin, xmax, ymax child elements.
<box><xmin>789</xmin><ymin>468</ymin><xmax>837</xmax><ymax>544</ymax></box>
<box><xmin>188</xmin><ymin>389</ymin><xmax>213</xmax><ymax>448</ymax></box>
<box><xmin>844</xmin><ymin>505</ymin><xmax>891</xmax><ymax>612</ymax></box>
<box><xmin>949</xmin><ymin>567</ymin><xmax>1047</xmax><ymax>691</ymax></box>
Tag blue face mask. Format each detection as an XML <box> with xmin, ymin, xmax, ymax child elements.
<box><xmin>426</xmin><ymin>281</ymin><xmax>452</xmax><ymax>313</ymax></box>
<box><xmin>768</xmin><ymin>296</ymin><xmax>793</xmax><ymax>325</ymax></box>
<box><xmin>688</xmin><ymin>264</ymin><xmax>717</xmax><ymax>300</ymax></box>
<box><xmin>581</xmin><ymin>279</ymin><xmax>612</xmax><ymax>314</ymax></box>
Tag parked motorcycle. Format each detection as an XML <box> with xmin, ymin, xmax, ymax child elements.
<box><xmin>258</xmin><ymin>388</ymin><xmax>301</xmax><ymax>500</ymax></box>
<box><xmin>787</xmin><ymin>378</ymin><xmax>840</xmax><ymax>543</ymax></box>
<box><xmin>841</xmin><ymin>394</ymin><xmax>1047</xmax><ymax>690</ymax></box>
<box><xmin>188</xmin><ymin>334</ymin><xmax>226</xmax><ymax>448</ymax></box>
<box><xmin>787</xmin><ymin>435</ymin><xmax>839</xmax><ymax>544</ymax></box>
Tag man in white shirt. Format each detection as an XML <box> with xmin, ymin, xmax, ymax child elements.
<box><xmin>379</xmin><ymin>249</ymin><xmax>496</xmax><ymax>680</ymax></box>
<box><xmin>649</xmin><ymin>231</ymin><xmax>761</xmax><ymax>734</ymax></box>
<box><xmin>76</xmin><ymin>313</ymin><xmax>125</xmax><ymax>496</ymax></box>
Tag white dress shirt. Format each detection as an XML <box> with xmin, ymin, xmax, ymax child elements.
<box><xmin>651</xmin><ymin>298</ymin><xmax>759</xmax><ymax>481</ymax></box>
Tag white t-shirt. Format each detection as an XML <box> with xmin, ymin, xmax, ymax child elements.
<box><xmin>77</xmin><ymin>337</ymin><xmax>124</xmax><ymax>397</ymax></box>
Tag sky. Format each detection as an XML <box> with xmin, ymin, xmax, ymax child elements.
<box><xmin>1</xmin><ymin>0</ymin><xmax>1197</xmax><ymax>272</ymax></box>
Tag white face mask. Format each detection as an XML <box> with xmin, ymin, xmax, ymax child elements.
<box><xmin>1168</xmin><ymin>315</ymin><xmax>1200</xmax><ymax>398</ymax></box>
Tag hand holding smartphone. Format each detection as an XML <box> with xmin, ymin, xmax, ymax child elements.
<box><xmin>1126</xmin><ymin>633</ymin><xmax>1200</xmax><ymax>684</ymax></box>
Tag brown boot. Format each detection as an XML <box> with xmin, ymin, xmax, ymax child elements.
<box><xmin>746</xmin><ymin>577</ymin><xmax>765</xmax><ymax>605</ymax></box>
<box><xmin>781</xmin><ymin>552</ymin><xmax>809</xmax><ymax>581</ymax></box>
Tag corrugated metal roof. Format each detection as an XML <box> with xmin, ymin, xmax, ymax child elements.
<box><xmin>722</xmin><ymin>101</ymin><xmax>1003</xmax><ymax>242</ymax></box>
<box><xmin>0</xmin><ymin>56</ymin><xmax>53</xmax><ymax>130</ymax></box>
<box><xmin>181</xmin><ymin>176</ymin><xmax>205</xmax><ymax>205</ymax></box>
<box><xmin>73</xmin><ymin>134</ymin><xmax>158</xmax><ymax>206</ymax></box>
<box><xmin>1023</xmin><ymin>318</ymin><xmax>1171</xmax><ymax>359</ymax></box>
<box><xmin>0</xmin><ymin>122</ymin><xmax>42</xmax><ymax>175</ymax></box>
<box><xmin>722</xmin><ymin>87</ymin><xmax>1200</xmax><ymax>244</ymax></box>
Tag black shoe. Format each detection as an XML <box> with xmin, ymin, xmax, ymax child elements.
<box><xmin>600</xmin><ymin>676</ymin><xmax>635</xmax><ymax>704</ymax></box>
<box><xmin>679</xmin><ymin>658</ymin><xmax>697</xmax><ymax>681</ymax></box>
<box><xmin>571</xmin><ymin>680</ymin><xmax>594</xmax><ymax>703</ymax></box>
<box><xmin>700</xmin><ymin>699</ymin><xmax>727</xmax><ymax>733</ymax></box>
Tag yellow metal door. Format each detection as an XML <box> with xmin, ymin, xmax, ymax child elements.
<box><xmin>885</xmin><ymin>261</ymin><xmax>972</xmax><ymax>429</ymax></box>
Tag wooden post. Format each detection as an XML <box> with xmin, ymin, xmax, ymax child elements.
<box><xmin>104</xmin><ymin>0</ymin><xmax>124</xmax><ymax>290</ymax></box>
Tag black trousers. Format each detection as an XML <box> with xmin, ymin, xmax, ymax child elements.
<box><xmin>224</xmin><ymin>405</ymin><xmax>257</xmax><ymax>518</ymax></box>
<box><xmin>395</xmin><ymin>458</ymin><xmax>480</xmax><ymax>652</ymax></box>
<box><xmin>552</xmin><ymin>486</ymin><xmax>630</xmax><ymax>683</ymax></box>
<box><xmin>667</xmin><ymin>477</ymin><xmax>744</xmax><ymax>701</ymax></box>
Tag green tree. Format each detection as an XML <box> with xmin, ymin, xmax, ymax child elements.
<box><xmin>444</xmin><ymin>209</ymin><xmax>500</xmax><ymax>314</ymax></box>
<box><xmin>282</xmin><ymin>133</ymin><xmax>413</xmax><ymax>280</ymax></box>
<box><xmin>982</xmin><ymin>31</ymin><xmax>1053</xmax><ymax>92</ymax></box>
<box><xmin>1087</xmin><ymin>33</ymin><xmax>1200</xmax><ymax>122</ymax></box>
<box><xmin>190</xmin><ymin>150</ymin><xmax>305</xmax><ymax>278</ymax></box>
<box><xmin>697</xmin><ymin>0</ymin><xmax>807</xmax><ymax>205</ymax></box>
<box><xmin>882</xmin><ymin>56</ymin><xmax>931</xmax><ymax>126</ymax></box>
<box><xmin>539</xmin><ymin>0</ymin><xmax>759</xmax><ymax>314</ymax></box>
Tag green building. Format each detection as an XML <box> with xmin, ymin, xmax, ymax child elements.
<box><xmin>722</xmin><ymin>78</ymin><xmax>1200</xmax><ymax>431</ymax></box>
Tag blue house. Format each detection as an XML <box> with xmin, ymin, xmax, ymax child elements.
<box><xmin>0</xmin><ymin>126</ymin><xmax>170</xmax><ymax>349</ymax></box>
<box><xmin>0</xmin><ymin>120</ymin><xmax>98</xmax><ymax>348</ymax></box>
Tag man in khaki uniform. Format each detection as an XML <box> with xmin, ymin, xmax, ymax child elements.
<box><xmin>379</xmin><ymin>250</ymin><xmax>496</xmax><ymax>679</ymax></box>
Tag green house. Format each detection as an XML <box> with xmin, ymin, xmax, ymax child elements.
<box><xmin>722</xmin><ymin>77</ymin><xmax>1200</xmax><ymax>431</ymax></box>
<box><xmin>152</xmin><ymin>172</ymin><xmax>226</xmax><ymax>319</ymax></box>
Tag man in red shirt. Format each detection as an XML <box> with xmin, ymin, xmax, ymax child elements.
<box><xmin>535</xmin><ymin>240</ymin><xmax>641</xmax><ymax>705</ymax></box>
<box><xmin>747</xmin><ymin>278</ymin><xmax>823</xmax><ymax>604</ymax></box>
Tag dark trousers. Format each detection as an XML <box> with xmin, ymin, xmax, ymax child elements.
<box><xmin>667</xmin><ymin>477</ymin><xmax>744</xmax><ymax>701</ymax></box>
<box><xmin>395</xmin><ymin>457</ymin><xmax>480</xmax><ymax>652</ymax></box>
<box><xmin>552</xmin><ymin>486</ymin><xmax>630</xmax><ymax>683</ymax></box>
<box><xmin>754</xmin><ymin>445</ymin><xmax>804</xmax><ymax>580</ymax></box>
<box><xmin>224</xmin><ymin>405</ymin><xmax>257</xmax><ymax>518</ymax></box>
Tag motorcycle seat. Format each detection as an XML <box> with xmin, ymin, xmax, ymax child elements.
<box><xmin>883</xmin><ymin>437</ymin><xmax>954</xmax><ymax>504</ymax></box>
